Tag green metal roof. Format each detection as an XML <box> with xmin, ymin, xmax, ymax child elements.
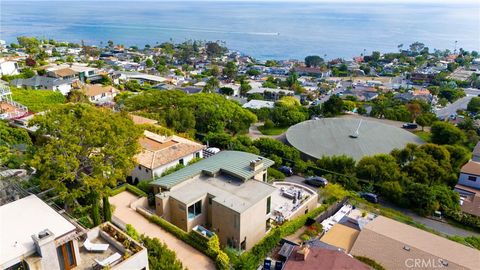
<box><xmin>151</xmin><ymin>151</ymin><xmax>274</xmax><ymax>189</ymax></box>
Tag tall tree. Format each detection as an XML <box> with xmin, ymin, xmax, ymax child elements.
<box><xmin>30</xmin><ymin>104</ymin><xmax>142</xmax><ymax>225</ymax></box>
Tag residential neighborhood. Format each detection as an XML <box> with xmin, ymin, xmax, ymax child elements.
<box><xmin>1</xmin><ymin>21</ymin><xmax>480</xmax><ymax>270</ymax></box>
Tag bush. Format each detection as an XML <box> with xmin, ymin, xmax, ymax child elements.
<box><xmin>11</xmin><ymin>88</ymin><xmax>66</xmax><ymax>112</ymax></box>
<box><xmin>161</xmin><ymin>163</ymin><xmax>185</xmax><ymax>177</ymax></box>
<box><xmin>354</xmin><ymin>256</ymin><xmax>386</xmax><ymax>270</ymax></box>
<box><xmin>110</xmin><ymin>184</ymin><xmax>148</xmax><ymax>197</ymax></box>
<box><xmin>267</xmin><ymin>167</ymin><xmax>285</xmax><ymax>181</ymax></box>
<box><xmin>215</xmin><ymin>251</ymin><xmax>230</xmax><ymax>270</ymax></box>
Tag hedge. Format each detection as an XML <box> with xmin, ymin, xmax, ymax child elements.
<box><xmin>125</xmin><ymin>224</ymin><xmax>185</xmax><ymax>270</ymax></box>
<box><xmin>235</xmin><ymin>202</ymin><xmax>332</xmax><ymax>269</ymax></box>
<box><xmin>354</xmin><ymin>256</ymin><xmax>386</xmax><ymax>270</ymax></box>
<box><xmin>148</xmin><ymin>215</ymin><xmax>229</xmax><ymax>270</ymax></box>
<box><xmin>110</xmin><ymin>184</ymin><xmax>148</xmax><ymax>197</ymax></box>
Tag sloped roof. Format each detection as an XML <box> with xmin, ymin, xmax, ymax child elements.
<box><xmin>151</xmin><ymin>151</ymin><xmax>274</xmax><ymax>189</ymax></box>
<box><xmin>350</xmin><ymin>216</ymin><xmax>480</xmax><ymax>270</ymax></box>
<box><xmin>135</xmin><ymin>130</ymin><xmax>204</xmax><ymax>170</ymax></box>
<box><xmin>82</xmin><ymin>84</ymin><xmax>118</xmax><ymax>97</ymax></box>
<box><xmin>461</xmin><ymin>161</ymin><xmax>480</xmax><ymax>176</ymax></box>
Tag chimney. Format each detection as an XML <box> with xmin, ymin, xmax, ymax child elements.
<box><xmin>250</xmin><ymin>158</ymin><xmax>264</xmax><ymax>171</ymax></box>
<box><xmin>31</xmin><ymin>229</ymin><xmax>61</xmax><ymax>270</ymax></box>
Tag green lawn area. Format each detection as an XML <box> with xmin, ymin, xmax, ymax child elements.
<box><xmin>413</xmin><ymin>130</ymin><xmax>431</xmax><ymax>142</ymax></box>
<box><xmin>258</xmin><ymin>125</ymin><xmax>288</xmax><ymax>135</ymax></box>
<box><xmin>11</xmin><ymin>88</ymin><xmax>66</xmax><ymax>112</ymax></box>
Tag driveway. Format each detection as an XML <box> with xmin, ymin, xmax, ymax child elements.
<box><xmin>435</xmin><ymin>95</ymin><xmax>474</xmax><ymax>119</ymax></box>
<box><xmin>110</xmin><ymin>192</ymin><xmax>215</xmax><ymax>270</ymax></box>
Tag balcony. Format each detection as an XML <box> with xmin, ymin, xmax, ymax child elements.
<box><xmin>75</xmin><ymin>222</ymin><xmax>147</xmax><ymax>270</ymax></box>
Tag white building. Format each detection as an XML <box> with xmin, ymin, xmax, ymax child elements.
<box><xmin>131</xmin><ymin>130</ymin><xmax>205</xmax><ymax>183</ymax></box>
<box><xmin>0</xmin><ymin>58</ymin><xmax>19</xmax><ymax>76</ymax></box>
<box><xmin>0</xmin><ymin>195</ymin><xmax>148</xmax><ymax>270</ymax></box>
<box><xmin>82</xmin><ymin>84</ymin><xmax>119</xmax><ymax>104</ymax></box>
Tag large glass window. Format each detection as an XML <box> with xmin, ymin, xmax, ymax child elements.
<box><xmin>188</xmin><ymin>200</ymin><xmax>202</xmax><ymax>219</ymax></box>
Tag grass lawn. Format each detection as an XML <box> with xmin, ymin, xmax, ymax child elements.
<box><xmin>258</xmin><ymin>125</ymin><xmax>288</xmax><ymax>135</ymax></box>
<box><xmin>11</xmin><ymin>88</ymin><xmax>66</xmax><ymax>112</ymax></box>
<box><xmin>413</xmin><ymin>130</ymin><xmax>431</xmax><ymax>142</ymax></box>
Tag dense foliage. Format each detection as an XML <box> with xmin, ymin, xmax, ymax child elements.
<box><xmin>122</xmin><ymin>90</ymin><xmax>257</xmax><ymax>135</ymax></box>
<box><xmin>11</xmin><ymin>88</ymin><xmax>66</xmax><ymax>112</ymax></box>
<box><xmin>0</xmin><ymin>121</ymin><xmax>32</xmax><ymax>168</ymax></box>
<box><xmin>30</xmin><ymin>104</ymin><xmax>142</xmax><ymax>225</ymax></box>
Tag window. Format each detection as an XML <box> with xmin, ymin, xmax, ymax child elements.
<box><xmin>179</xmin><ymin>159</ymin><xmax>184</xmax><ymax>165</ymax></box>
<box><xmin>196</xmin><ymin>152</ymin><xmax>200</xmax><ymax>158</ymax></box>
<box><xmin>468</xmin><ymin>176</ymin><xmax>477</xmax><ymax>182</ymax></box>
<box><xmin>56</xmin><ymin>241</ymin><xmax>76</xmax><ymax>270</ymax></box>
<box><xmin>208</xmin><ymin>197</ymin><xmax>212</xmax><ymax>205</ymax></box>
<box><xmin>266</xmin><ymin>196</ymin><xmax>271</xmax><ymax>214</ymax></box>
<box><xmin>188</xmin><ymin>200</ymin><xmax>202</xmax><ymax>219</ymax></box>
<box><xmin>234</xmin><ymin>215</ymin><xmax>239</xmax><ymax>229</ymax></box>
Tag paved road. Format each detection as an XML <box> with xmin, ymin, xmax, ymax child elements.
<box><xmin>110</xmin><ymin>192</ymin><xmax>215</xmax><ymax>270</ymax></box>
<box><xmin>379</xmin><ymin>200</ymin><xmax>480</xmax><ymax>238</ymax></box>
<box><xmin>435</xmin><ymin>87</ymin><xmax>480</xmax><ymax>119</ymax></box>
<box><xmin>435</xmin><ymin>95</ymin><xmax>474</xmax><ymax>119</ymax></box>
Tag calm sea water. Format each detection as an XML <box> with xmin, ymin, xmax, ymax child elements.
<box><xmin>1</xmin><ymin>1</ymin><xmax>479</xmax><ymax>60</ymax></box>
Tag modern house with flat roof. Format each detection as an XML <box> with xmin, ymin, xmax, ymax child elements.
<box><xmin>0</xmin><ymin>194</ymin><xmax>148</xmax><ymax>270</ymax></box>
<box><xmin>151</xmin><ymin>151</ymin><xmax>276</xmax><ymax>250</ymax></box>
<box><xmin>131</xmin><ymin>130</ymin><xmax>205</xmax><ymax>183</ymax></box>
<box><xmin>350</xmin><ymin>216</ymin><xmax>480</xmax><ymax>270</ymax></box>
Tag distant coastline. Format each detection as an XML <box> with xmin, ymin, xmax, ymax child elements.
<box><xmin>2</xmin><ymin>1</ymin><xmax>479</xmax><ymax>60</ymax></box>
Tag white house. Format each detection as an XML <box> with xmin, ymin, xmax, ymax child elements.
<box><xmin>0</xmin><ymin>194</ymin><xmax>148</xmax><ymax>270</ymax></box>
<box><xmin>130</xmin><ymin>130</ymin><xmax>205</xmax><ymax>183</ymax></box>
<box><xmin>0</xmin><ymin>59</ymin><xmax>19</xmax><ymax>76</ymax></box>
<box><xmin>82</xmin><ymin>84</ymin><xmax>119</xmax><ymax>104</ymax></box>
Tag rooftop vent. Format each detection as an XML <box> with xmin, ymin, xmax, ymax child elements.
<box><xmin>403</xmin><ymin>245</ymin><xmax>411</xmax><ymax>251</ymax></box>
<box><xmin>38</xmin><ymin>230</ymin><xmax>50</xmax><ymax>239</ymax></box>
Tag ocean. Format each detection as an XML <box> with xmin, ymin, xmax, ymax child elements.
<box><xmin>1</xmin><ymin>1</ymin><xmax>479</xmax><ymax>60</ymax></box>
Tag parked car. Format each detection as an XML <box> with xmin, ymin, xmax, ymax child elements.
<box><xmin>305</xmin><ymin>176</ymin><xmax>328</xmax><ymax>187</ymax></box>
<box><xmin>358</xmin><ymin>192</ymin><xmax>378</xmax><ymax>203</ymax></box>
<box><xmin>402</xmin><ymin>123</ymin><xmax>418</xmax><ymax>129</ymax></box>
<box><xmin>278</xmin><ymin>166</ymin><xmax>293</xmax><ymax>176</ymax></box>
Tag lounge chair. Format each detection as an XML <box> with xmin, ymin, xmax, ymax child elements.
<box><xmin>94</xmin><ymin>252</ymin><xmax>122</xmax><ymax>267</ymax></box>
<box><xmin>83</xmin><ymin>238</ymin><xmax>109</xmax><ymax>252</ymax></box>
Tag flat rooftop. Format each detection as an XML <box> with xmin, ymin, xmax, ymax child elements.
<box><xmin>0</xmin><ymin>195</ymin><xmax>77</xmax><ymax>266</ymax></box>
<box><xmin>151</xmin><ymin>151</ymin><xmax>274</xmax><ymax>189</ymax></box>
<box><xmin>286</xmin><ymin>118</ymin><xmax>424</xmax><ymax>161</ymax></box>
<box><xmin>168</xmin><ymin>174</ymin><xmax>277</xmax><ymax>213</ymax></box>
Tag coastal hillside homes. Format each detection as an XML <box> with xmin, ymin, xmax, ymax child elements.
<box><xmin>81</xmin><ymin>84</ymin><xmax>119</xmax><ymax>104</ymax></box>
<box><xmin>454</xmin><ymin>142</ymin><xmax>480</xmax><ymax>217</ymax></box>
<box><xmin>0</xmin><ymin>194</ymin><xmax>148</xmax><ymax>270</ymax></box>
<box><xmin>130</xmin><ymin>130</ymin><xmax>205</xmax><ymax>183</ymax></box>
<box><xmin>151</xmin><ymin>151</ymin><xmax>277</xmax><ymax>250</ymax></box>
<box><xmin>294</xmin><ymin>66</ymin><xmax>330</xmax><ymax>78</ymax></box>
<box><xmin>350</xmin><ymin>216</ymin><xmax>480</xmax><ymax>270</ymax></box>
<box><xmin>11</xmin><ymin>76</ymin><xmax>74</xmax><ymax>95</ymax></box>
<box><xmin>0</xmin><ymin>58</ymin><xmax>20</xmax><ymax>76</ymax></box>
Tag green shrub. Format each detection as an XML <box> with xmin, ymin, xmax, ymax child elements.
<box><xmin>161</xmin><ymin>163</ymin><xmax>185</xmax><ymax>177</ymax></box>
<box><xmin>125</xmin><ymin>224</ymin><xmax>185</xmax><ymax>269</ymax></box>
<box><xmin>110</xmin><ymin>184</ymin><xmax>147</xmax><ymax>197</ymax></box>
<box><xmin>216</xmin><ymin>251</ymin><xmax>230</xmax><ymax>270</ymax></box>
<box><xmin>267</xmin><ymin>167</ymin><xmax>285</xmax><ymax>181</ymax></box>
<box><xmin>11</xmin><ymin>88</ymin><xmax>66</xmax><ymax>112</ymax></box>
<box><xmin>354</xmin><ymin>256</ymin><xmax>386</xmax><ymax>270</ymax></box>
